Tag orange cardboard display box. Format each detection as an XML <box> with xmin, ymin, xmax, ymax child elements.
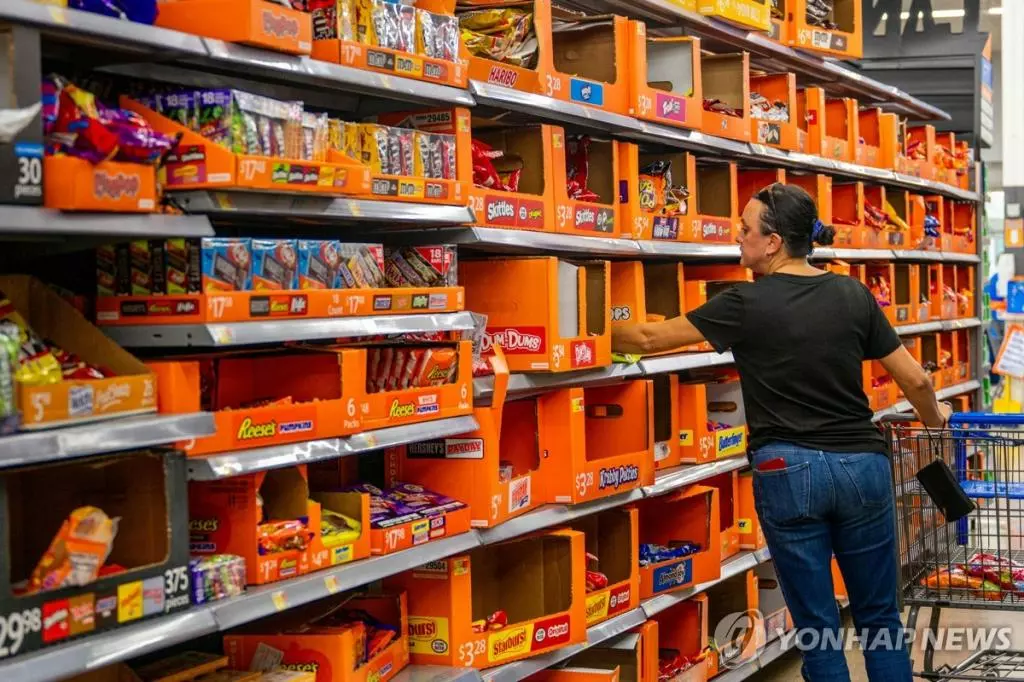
<box><xmin>148</xmin><ymin>342</ymin><xmax>472</xmax><ymax>456</ymax></box>
<box><xmin>530</xmin><ymin>668</ymin><xmax>620</xmax><ymax>682</ymax></box>
<box><xmin>865</xmin><ymin>357</ymin><xmax>895</xmax><ymax>411</ymax></box>
<box><xmin>736</xmin><ymin>168</ymin><xmax>784</xmax><ymax>211</ymax></box>
<box><xmin>467</xmin><ymin>122</ymin><xmax>556</xmax><ymax>231</ymax></box>
<box><xmin>678</xmin><ymin>373</ymin><xmax>748</xmax><ymax>464</ymax></box>
<box><xmin>916</xmin><ymin>262</ymin><xmax>936</xmax><ymax>322</ymax></box>
<box><xmin>700</xmin><ymin>53</ymin><xmax>751</xmax><ymax>143</ymax></box>
<box><xmin>682</xmin><ymin>265</ymin><xmax>750</xmax><ymax>352</ymax></box>
<box><xmin>953</xmin><ymin>328</ymin><xmax>972</xmax><ymax>384</ymax></box>
<box><xmin>534</xmin><ymin>382</ymin><xmax>654</xmax><ymax>505</ymax></box>
<box><xmin>857</xmin><ymin>108</ymin><xmax>899</xmax><ymax>168</ymax></box>
<box><xmin>460</xmin><ymin>0</ymin><xmax>550</xmax><ymax>95</ymax></box>
<box><xmin>386</xmin><ymin>530</ymin><xmax>588</xmax><ymax>669</ymax></box>
<box><xmin>312</xmin><ymin>13</ymin><xmax>467</xmax><ymax>89</ymax></box>
<box><xmin>386</xmin><ymin>350</ymin><xmax>541</xmax><ymax>530</ymax></box>
<box><xmin>788</xmin><ymin>0</ymin><xmax>863</xmax><ymax>59</ymax></box>
<box><xmin>542</xmin><ymin>617</ymin><xmax>656</xmax><ymax>682</ymax></box>
<box><xmin>635</xmin><ymin>485</ymin><xmax>721</xmax><ymax>598</ymax></box>
<box><xmin>462</xmin><ymin>257</ymin><xmax>610</xmax><ymax>373</ymax></box>
<box><xmin>568</xmin><ymin>508</ymin><xmax>640</xmax><ymax>627</ymax></box>
<box><xmin>627</xmin><ymin>26</ymin><xmax>702</xmax><ymax>132</ymax></box>
<box><xmin>367</xmin><ymin>108</ymin><xmax>472</xmax><ymax>205</ymax></box>
<box><xmin>755</xmin><ymin>561</ymin><xmax>794</xmax><ymax>643</ymax></box>
<box><xmin>905</xmin><ymin>125</ymin><xmax>938</xmax><ymax>180</ymax></box>
<box><xmin>308</xmin><ymin>460</ymin><xmax>472</xmax><ymax>557</ymax></box>
<box><xmin>618</xmin><ymin>147</ymin><xmax>697</xmax><ymax>241</ymax></box>
<box><xmin>955</xmin><ymin>265</ymin><xmax>975</xmax><ymax>318</ymax></box>
<box><xmin>0</xmin><ymin>275</ymin><xmax>157</xmax><ymax>428</ymax></box>
<box><xmin>44</xmin><ymin>156</ymin><xmax>157</xmax><ymax>212</ymax></box>
<box><xmin>691</xmin><ymin>162</ymin><xmax>740</xmax><ymax>244</ymax></box>
<box><xmin>768</xmin><ymin>0</ymin><xmax>790</xmax><ymax>44</ymax></box>
<box><xmin>786</xmin><ymin>172</ymin><xmax>832</xmax><ymax>225</ymax></box>
<box><xmin>190</xmin><ymin>465</ymin><xmax>333</xmax><ymax>585</ymax></box>
<box><xmin>934</xmin><ymin>132</ymin><xmax>958</xmax><ymax>185</ymax></box>
<box><xmin>859</xmin><ymin>184</ymin><xmax>890</xmax><ymax>249</ymax></box>
<box><xmin>749</xmin><ymin>72</ymin><xmax>801</xmax><ymax>152</ymax></box>
<box><xmin>224</xmin><ymin>592</ymin><xmax>409</xmax><ymax>682</ymax></box>
<box><xmin>704</xmin><ymin>569</ymin><xmax>764</xmax><ymax>677</ymax></box>
<box><xmin>698</xmin><ymin>0</ymin><xmax>771</xmax><ymax>30</ymax></box>
<box><xmin>920</xmin><ymin>332</ymin><xmax>944</xmax><ymax>389</ymax></box>
<box><xmin>938</xmin><ymin>330</ymin><xmax>957</xmax><ymax>387</ymax></box>
<box><xmin>610</xmin><ymin>261</ymin><xmax>685</xmax><ymax>347</ymax></box>
<box><xmin>704</xmin><ymin>471</ymin><xmax>741</xmax><ymax>561</ymax></box>
<box><xmin>800</xmin><ymin>88</ymin><xmax>858</xmax><ymax>162</ymax></box>
<box><xmin>883</xmin><ymin>189</ymin><xmax>916</xmax><ymax>250</ymax></box>
<box><xmin>908</xmin><ymin>194</ymin><xmax>940</xmax><ymax>251</ymax></box>
<box><xmin>832</xmin><ymin>556</ymin><xmax>848</xmax><ymax>601</ymax></box>
<box><xmin>552</xmin><ymin>133</ymin><xmax>621</xmax><ymax>237</ymax></box>
<box><xmin>737</xmin><ymin>471</ymin><xmax>765</xmax><ymax>550</ymax></box>
<box><xmin>895</xmin><ymin>336</ymin><xmax>921</xmax><ymax>401</ymax></box>
<box><xmin>652</xmin><ymin>374</ymin><xmax>681</xmax><ymax>471</ymax></box>
<box><xmin>156</xmin><ymin>0</ymin><xmax>312</xmax><ymax>54</ymax></box>
<box><xmin>651</xmin><ymin>594</ymin><xmax>711</xmax><ymax>682</ymax></box>
<box><xmin>546</xmin><ymin>13</ymin><xmax>632</xmax><ymax>115</ymax></box>
<box><xmin>830</xmin><ymin>182</ymin><xmax>865</xmax><ymax>248</ymax></box>
<box><xmin>122</xmin><ymin>97</ymin><xmax>368</xmax><ymax>196</ymax></box>
<box><xmin>950</xmin><ymin>200</ymin><xmax>977</xmax><ymax>254</ymax></box>
<box><xmin>892</xmin><ymin>263</ymin><xmax>921</xmax><ymax>326</ymax></box>
<box><xmin>865</xmin><ymin>263</ymin><xmax>897</xmax><ymax>326</ymax></box>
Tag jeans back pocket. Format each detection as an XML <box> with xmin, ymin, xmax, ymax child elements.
<box><xmin>837</xmin><ymin>453</ymin><xmax>891</xmax><ymax>509</ymax></box>
<box><xmin>754</xmin><ymin>462</ymin><xmax>812</xmax><ymax>527</ymax></box>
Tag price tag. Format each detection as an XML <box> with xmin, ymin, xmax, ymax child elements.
<box><xmin>271</xmin><ymin>590</ymin><xmax>288</xmax><ymax>611</ymax></box>
<box><xmin>324</xmin><ymin>575</ymin><xmax>340</xmax><ymax>594</ymax></box>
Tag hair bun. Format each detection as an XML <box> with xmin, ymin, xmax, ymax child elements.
<box><xmin>814</xmin><ymin>224</ymin><xmax>836</xmax><ymax>246</ymax></box>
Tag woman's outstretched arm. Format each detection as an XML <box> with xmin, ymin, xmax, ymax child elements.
<box><xmin>611</xmin><ymin>315</ymin><xmax>707</xmax><ymax>355</ymax></box>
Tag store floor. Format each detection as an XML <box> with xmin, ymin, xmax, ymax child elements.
<box><xmin>750</xmin><ymin>606</ymin><xmax>1024</xmax><ymax>681</ymax></box>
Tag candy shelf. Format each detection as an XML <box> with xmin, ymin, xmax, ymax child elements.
<box><xmin>0</xmin><ymin>412</ymin><xmax>214</xmax><ymax>469</ymax></box>
<box><xmin>0</xmin><ymin>608</ymin><xmax>220</xmax><ymax>682</ymax></box>
<box><xmin>208</xmin><ymin>531</ymin><xmax>481</xmax><ymax>630</ymax></box>
<box><xmin>0</xmin><ymin>206</ymin><xmax>214</xmax><ymax>238</ymax></box>
<box><xmin>394</xmin><ymin>668</ymin><xmax>485</xmax><ymax>682</ymax></box>
<box><xmin>187</xmin><ymin>414</ymin><xmax>480</xmax><ymax>480</ymax></box>
<box><xmin>169</xmin><ymin>191</ymin><xmax>476</xmax><ymax>227</ymax></box>
<box><xmin>561</xmin><ymin>0</ymin><xmax>946</xmax><ymax>121</ymax></box>
<box><xmin>102</xmin><ymin>311</ymin><xmax>476</xmax><ymax>348</ymax></box>
<box><xmin>474</xmin><ymin>363</ymin><xmax>645</xmax><ymax>403</ymax></box>
<box><xmin>638</xmin><ymin>351</ymin><xmax>735</xmax><ymax>375</ymax></box>
<box><xmin>2</xmin><ymin>1</ymin><xmax>473</xmax><ymax>108</ymax></box>
<box><xmin>641</xmin><ymin>546</ymin><xmax>771</xmax><ymax>617</ymax></box>
<box><xmin>471</xmin><ymin>82</ymin><xmax>975</xmax><ymax>202</ymax></box>
<box><xmin>895</xmin><ymin>318</ymin><xmax>982</xmax><ymax>336</ymax></box>
<box><xmin>643</xmin><ymin>456</ymin><xmax>749</xmax><ymax>497</ymax></box>
<box><xmin>873</xmin><ymin>379</ymin><xmax>981</xmax><ymax>421</ymax></box>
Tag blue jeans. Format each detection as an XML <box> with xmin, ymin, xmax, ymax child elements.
<box><xmin>752</xmin><ymin>442</ymin><xmax>913</xmax><ymax>682</ymax></box>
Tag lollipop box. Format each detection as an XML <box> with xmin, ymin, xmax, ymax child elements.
<box><xmin>0</xmin><ymin>275</ymin><xmax>158</xmax><ymax>429</ymax></box>
<box><xmin>462</xmin><ymin>257</ymin><xmax>611</xmax><ymax>373</ymax></box>
<box><xmin>0</xmin><ymin>450</ymin><xmax>189</xmax><ymax>660</ymax></box>
<box><xmin>147</xmin><ymin>342</ymin><xmax>472</xmax><ymax>456</ymax></box>
<box><xmin>678</xmin><ymin>374</ymin><xmax>748</xmax><ymax>464</ymax></box>
<box><xmin>949</xmin><ymin>200</ymin><xmax>977</xmax><ymax>254</ymax></box>
<box><xmin>387</xmin><ymin>530</ymin><xmax>587</xmax><ymax>669</ymax></box>
<box><xmin>627</xmin><ymin>26</ymin><xmax>703</xmax><ymax>132</ymax></box>
<box><xmin>224</xmin><ymin>591</ymin><xmax>409</xmax><ymax>682</ymax></box>
<box><xmin>651</xmin><ymin>594</ymin><xmax>711</xmax><ymax>682</ymax></box>
<box><xmin>568</xmin><ymin>507</ymin><xmax>640</xmax><ymax>626</ymax></box>
<box><xmin>755</xmin><ymin>562</ymin><xmax>793</xmax><ymax>644</ymax></box>
<box><xmin>618</xmin><ymin>147</ymin><xmax>697</xmax><ymax>241</ymax></box>
<box><xmin>636</xmin><ymin>485</ymin><xmax>721</xmax><ymax>598</ymax></box>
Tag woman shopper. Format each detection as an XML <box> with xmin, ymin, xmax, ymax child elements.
<box><xmin>612</xmin><ymin>183</ymin><xmax>950</xmax><ymax>682</ymax></box>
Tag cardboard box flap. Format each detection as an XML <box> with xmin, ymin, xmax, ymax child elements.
<box><xmin>0</xmin><ymin>275</ymin><xmax>150</xmax><ymax>377</ymax></box>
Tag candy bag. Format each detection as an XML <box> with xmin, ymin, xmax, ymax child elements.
<box><xmin>459</xmin><ymin>8</ymin><xmax>537</xmax><ymax>67</ymax></box>
<box><xmin>320</xmin><ymin>509</ymin><xmax>362</xmax><ymax>548</ymax></box>
<box><xmin>566</xmin><ymin>135</ymin><xmax>598</xmax><ymax>202</ymax></box>
<box><xmin>256</xmin><ymin>519</ymin><xmax>314</xmax><ymax>554</ymax></box>
<box><xmin>28</xmin><ymin>506</ymin><xmax>119</xmax><ymax>594</ymax></box>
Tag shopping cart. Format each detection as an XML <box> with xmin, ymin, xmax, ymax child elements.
<box><xmin>888</xmin><ymin>413</ymin><xmax>1024</xmax><ymax>680</ymax></box>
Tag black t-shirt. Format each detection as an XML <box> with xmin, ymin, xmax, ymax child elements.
<box><xmin>685</xmin><ymin>272</ymin><xmax>901</xmax><ymax>455</ymax></box>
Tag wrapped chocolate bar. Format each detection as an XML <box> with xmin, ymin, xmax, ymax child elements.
<box><xmin>385</xmin><ymin>482</ymin><xmax>467</xmax><ymax>518</ymax></box>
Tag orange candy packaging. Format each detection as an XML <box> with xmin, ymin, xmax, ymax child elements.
<box><xmin>27</xmin><ymin>506</ymin><xmax>119</xmax><ymax>595</ymax></box>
